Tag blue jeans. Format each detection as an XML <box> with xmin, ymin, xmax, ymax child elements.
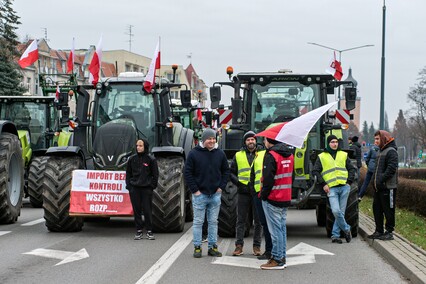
<box><xmin>192</xmin><ymin>192</ymin><xmax>221</xmax><ymax>248</ymax></box>
<box><xmin>254</xmin><ymin>196</ymin><xmax>272</xmax><ymax>253</ymax></box>
<box><xmin>328</xmin><ymin>184</ymin><xmax>351</xmax><ymax>238</ymax></box>
<box><xmin>262</xmin><ymin>200</ymin><xmax>287</xmax><ymax>261</ymax></box>
<box><xmin>359</xmin><ymin>170</ymin><xmax>373</xmax><ymax>198</ymax></box>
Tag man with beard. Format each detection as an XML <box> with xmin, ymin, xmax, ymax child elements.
<box><xmin>230</xmin><ymin>131</ymin><xmax>264</xmax><ymax>257</ymax></box>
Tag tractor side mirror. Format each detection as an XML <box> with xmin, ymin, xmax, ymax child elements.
<box><xmin>344</xmin><ymin>87</ymin><xmax>357</xmax><ymax>111</ymax></box>
<box><xmin>210</xmin><ymin>86</ymin><xmax>221</xmax><ymax>109</ymax></box>
<box><xmin>204</xmin><ymin>111</ymin><xmax>212</xmax><ymax>126</ymax></box>
<box><xmin>61</xmin><ymin>106</ymin><xmax>70</xmax><ymax>124</ymax></box>
<box><xmin>180</xmin><ymin>90</ymin><xmax>192</xmax><ymax>108</ymax></box>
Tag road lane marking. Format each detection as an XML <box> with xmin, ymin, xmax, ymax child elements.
<box><xmin>287</xmin><ymin>242</ymin><xmax>334</xmax><ymax>255</ymax></box>
<box><xmin>0</xmin><ymin>231</ymin><xmax>11</xmax><ymax>236</ymax></box>
<box><xmin>23</xmin><ymin>248</ymin><xmax>90</xmax><ymax>266</ymax></box>
<box><xmin>212</xmin><ymin>254</ymin><xmax>316</xmax><ymax>269</ymax></box>
<box><xmin>21</xmin><ymin>218</ymin><xmax>44</xmax><ymax>226</ymax></box>
<box><xmin>136</xmin><ymin>227</ymin><xmax>193</xmax><ymax>284</ymax></box>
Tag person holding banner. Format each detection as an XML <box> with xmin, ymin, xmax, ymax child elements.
<box><xmin>126</xmin><ymin>139</ymin><xmax>159</xmax><ymax>240</ymax></box>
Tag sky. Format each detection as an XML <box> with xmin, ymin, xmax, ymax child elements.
<box><xmin>13</xmin><ymin>0</ymin><xmax>426</xmax><ymax>129</ymax></box>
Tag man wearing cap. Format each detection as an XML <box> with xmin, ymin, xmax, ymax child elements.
<box><xmin>230</xmin><ymin>131</ymin><xmax>264</xmax><ymax>257</ymax></box>
<box><xmin>184</xmin><ymin>128</ymin><xmax>229</xmax><ymax>258</ymax></box>
<box><xmin>312</xmin><ymin>135</ymin><xmax>356</xmax><ymax>244</ymax></box>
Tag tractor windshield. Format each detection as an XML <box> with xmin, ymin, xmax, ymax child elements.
<box><xmin>249</xmin><ymin>82</ymin><xmax>320</xmax><ymax>133</ymax></box>
<box><xmin>0</xmin><ymin>100</ymin><xmax>54</xmax><ymax>149</ymax></box>
<box><xmin>95</xmin><ymin>83</ymin><xmax>155</xmax><ymax>143</ymax></box>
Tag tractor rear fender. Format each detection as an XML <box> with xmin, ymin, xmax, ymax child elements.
<box><xmin>45</xmin><ymin>146</ymin><xmax>87</xmax><ymax>168</ymax></box>
<box><xmin>151</xmin><ymin>146</ymin><xmax>185</xmax><ymax>159</ymax></box>
<box><xmin>0</xmin><ymin>120</ymin><xmax>19</xmax><ymax>136</ymax></box>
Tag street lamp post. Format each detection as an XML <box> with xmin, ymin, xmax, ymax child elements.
<box><xmin>307</xmin><ymin>42</ymin><xmax>374</xmax><ymax>109</ymax></box>
<box><xmin>379</xmin><ymin>0</ymin><xmax>386</xmax><ymax>130</ymax></box>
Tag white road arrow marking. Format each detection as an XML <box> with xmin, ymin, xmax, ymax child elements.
<box><xmin>212</xmin><ymin>242</ymin><xmax>333</xmax><ymax>269</ymax></box>
<box><xmin>212</xmin><ymin>254</ymin><xmax>316</xmax><ymax>269</ymax></box>
<box><xmin>23</xmin><ymin>248</ymin><xmax>89</xmax><ymax>266</ymax></box>
<box><xmin>21</xmin><ymin>218</ymin><xmax>44</xmax><ymax>226</ymax></box>
<box><xmin>287</xmin><ymin>242</ymin><xmax>334</xmax><ymax>255</ymax></box>
<box><xmin>0</xmin><ymin>231</ymin><xmax>11</xmax><ymax>236</ymax></box>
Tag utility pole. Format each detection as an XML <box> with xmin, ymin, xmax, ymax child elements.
<box><xmin>379</xmin><ymin>0</ymin><xmax>386</xmax><ymax>129</ymax></box>
<box><xmin>125</xmin><ymin>25</ymin><xmax>134</xmax><ymax>52</ymax></box>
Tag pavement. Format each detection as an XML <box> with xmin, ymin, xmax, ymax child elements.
<box><xmin>359</xmin><ymin>213</ymin><xmax>426</xmax><ymax>284</ymax></box>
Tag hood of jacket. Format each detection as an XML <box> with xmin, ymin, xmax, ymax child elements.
<box><xmin>268</xmin><ymin>143</ymin><xmax>292</xmax><ymax>157</ymax></box>
<box><xmin>377</xmin><ymin>130</ymin><xmax>395</xmax><ymax>150</ymax></box>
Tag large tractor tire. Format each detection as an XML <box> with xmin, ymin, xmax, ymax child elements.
<box><xmin>0</xmin><ymin>133</ymin><xmax>24</xmax><ymax>224</ymax></box>
<box><xmin>152</xmin><ymin>156</ymin><xmax>186</xmax><ymax>232</ymax></box>
<box><xmin>42</xmin><ymin>156</ymin><xmax>84</xmax><ymax>232</ymax></box>
<box><xmin>326</xmin><ymin>184</ymin><xmax>359</xmax><ymax>238</ymax></box>
<box><xmin>218</xmin><ymin>181</ymin><xmax>238</xmax><ymax>237</ymax></box>
<box><xmin>27</xmin><ymin>156</ymin><xmax>49</xmax><ymax>208</ymax></box>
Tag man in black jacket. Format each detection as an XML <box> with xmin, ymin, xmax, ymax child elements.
<box><xmin>126</xmin><ymin>138</ymin><xmax>159</xmax><ymax>240</ymax></box>
<box><xmin>369</xmin><ymin>130</ymin><xmax>398</xmax><ymax>241</ymax></box>
<box><xmin>184</xmin><ymin>128</ymin><xmax>229</xmax><ymax>258</ymax></box>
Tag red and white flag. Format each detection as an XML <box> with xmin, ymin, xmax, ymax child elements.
<box><xmin>144</xmin><ymin>38</ymin><xmax>161</xmax><ymax>93</ymax></box>
<box><xmin>325</xmin><ymin>51</ymin><xmax>343</xmax><ymax>81</ymax></box>
<box><xmin>55</xmin><ymin>85</ymin><xmax>60</xmax><ymax>102</ymax></box>
<box><xmin>18</xmin><ymin>39</ymin><xmax>39</xmax><ymax>68</ymax></box>
<box><xmin>89</xmin><ymin>35</ymin><xmax>103</xmax><ymax>86</ymax></box>
<box><xmin>66</xmin><ymin>37</ymin><xmax>75</xmax><ymax>74</ymax></box>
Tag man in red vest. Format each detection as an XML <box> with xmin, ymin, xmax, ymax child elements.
<box><xmin>259</xmin><ymin>137</ymin><xmax>294</xmax><ymax>270</ymax></box>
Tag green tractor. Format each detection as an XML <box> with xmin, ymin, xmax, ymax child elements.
<box><xmin>0</xmin><ymin>121</ymin><xmax>24</xmax><ymax>224</ymax></box>
<box><xmin>210</xmin><ymin>68</ymin><xmax>359</xmax><ymax>238</ymax></box>
<box><xmin>41</xmin><ymin>72</ymin><xmax>195</xmax><ymax>232</ymax></box>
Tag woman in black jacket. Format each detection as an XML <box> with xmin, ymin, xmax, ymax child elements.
<box><xmin>126</xmin><ymin>138</ymin><xmax>159</xmax><ymax>240</ymax></box>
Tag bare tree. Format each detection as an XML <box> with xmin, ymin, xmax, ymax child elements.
<box><xmin>407</xmin><ymin>66</ymin><xmax>426</xmax><ymax>149</ymax></box>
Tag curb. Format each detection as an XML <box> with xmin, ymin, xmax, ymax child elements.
<box><xmin>359</xmin><ymin>213</ymin><xmax>426</xmax><ymax>284</ymax></box>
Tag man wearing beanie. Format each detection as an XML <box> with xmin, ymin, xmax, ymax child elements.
<box><xmin>312</xmin><ymin>135</ymin><xmax>356</xmax><ymax>244</ymax></box>
<box><xmin>230</xmin><ymin>131</ymin><xmax>264</xmax><ymax>257</ymax></box>
<box><xmin>184</xmin><ymin>128</ymin><xmax>229</xmax><ymax>258</ymax></box>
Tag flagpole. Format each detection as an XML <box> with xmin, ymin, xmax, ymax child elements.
<box><xmin>158</xmin><ymin>36</ymin><xmax>161</xmax><ymax>90</ymax></box>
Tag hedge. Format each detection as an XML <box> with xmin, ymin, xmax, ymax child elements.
<box><xmin>360</xmin><ymin>167</ymin><xmax>426</xmax><ymax>217</ymax></box>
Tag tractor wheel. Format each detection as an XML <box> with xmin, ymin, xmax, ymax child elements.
<box><xmin>316</xmin><ymin>203</ymin><xmax>326</xmax><ymax>227</ymax></box>
<box><xmin>152</xmin><ymin>156</ymin><xmax>185</xmax><ymax>233</ymax></box>
<box><xmin>0</xmin><ymin>133</ymin><xmax>24</xmax><ymax>224</ymax></box>
<box><xmin>42</xmin><ymin>156</ymin><xmax>84</xmax><ymax>232</ymax></box>
<box><xmin>218</xmin><ymin>181</ymin><xmax>238</xmax><ymax>237</ymax></box>
<box><xmin>27</xmin><ymin>156</ymin><xmax>49</xmax><ymax>208</ymax></box>
<box><xmin>326</xmin><ymin>184</ymin><xmax>359</xmax><ymax>238</ymax></box>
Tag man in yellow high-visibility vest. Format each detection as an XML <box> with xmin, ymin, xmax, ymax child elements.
<box><xmin>230</xmin><ymin>131</ymin><xmax>264</xmax><ymax>257</ymax></box>
<box><xmin>312</xmin><ymin>135</ymin><xmax>356</xmax><ymax>244</ymax></box>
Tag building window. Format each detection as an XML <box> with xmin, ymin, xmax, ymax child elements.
<box><xmin>170</xmin><ymin>91</ymin><xmax>179</xmax><ymax>99</ymax></box>
<box><xmin>125</xmin><ymin>64</ymin><xmax>131</xmax><ymax>72</ymax></box>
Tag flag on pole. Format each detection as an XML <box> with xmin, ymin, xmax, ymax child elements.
<box><xmin>144</xmin><ymin>38</ymin><xmax>161</xmax><ymax>93</ymax></box>
<box><xmin>55</xmin><ymin>85</ymin><xmax>60</xmax><ymax>103</ymax></box>
<box><xmin>256</xmin><ymin>102</ymin><xmax>337</xmax><ymax>148</ymax></box>
<box><xmin>89</xmin><ymin>35</ymin><xmax>103</xmax><ymax>86</ymax></box>
<box><xmin>18</xmin><ymin>39</ymin><xmax>39</xmax><ymax>68</ymax></box>
<box><xmin>66</xmin><ymin>38</ymin><xmax>75</xmax><ymax>74</ymax></box>
<box><xmin>325</xmin><ymin>51</ymin><xmax>343</xmax><ymax>81</ymax></box>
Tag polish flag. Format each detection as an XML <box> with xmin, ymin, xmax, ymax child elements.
<box><xmin>325</xmin><ymin>51</ymin><xmax>343</xmax><ymax>81</ymax></box>
<box><xmin>89</xmin><ymin>35</ymin><xmax>103</xmax><ymax>86</ymax></box>
<box><xmin>18</xmin><ymin>40</ymin><xmax>39</xmax><ymax>68</ymax></box>
<box><xmin>66</xmin><ymin>38</ymin><xmax>75</xmax><ymax>74</ymax></box>
<box><xmin>144</xmin><ymin>38</ymin><xmax>161</xmax><ymax>93</ymax></box>
<box><xmin>55</xmin><ymin>85</ymin><xmax>60</xmax><ymax>102</ymax></box>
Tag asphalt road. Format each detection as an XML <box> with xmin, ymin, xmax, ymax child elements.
<box><xmin>0</xmin><ymin>200</ymin><xmax>407</xmax><ymax>284</ymax></box>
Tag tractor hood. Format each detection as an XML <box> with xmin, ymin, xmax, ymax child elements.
<box><xmin>92</xmin><ymin>119</ymin><xmax>136</xmax><ymax>170</ymax></box>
